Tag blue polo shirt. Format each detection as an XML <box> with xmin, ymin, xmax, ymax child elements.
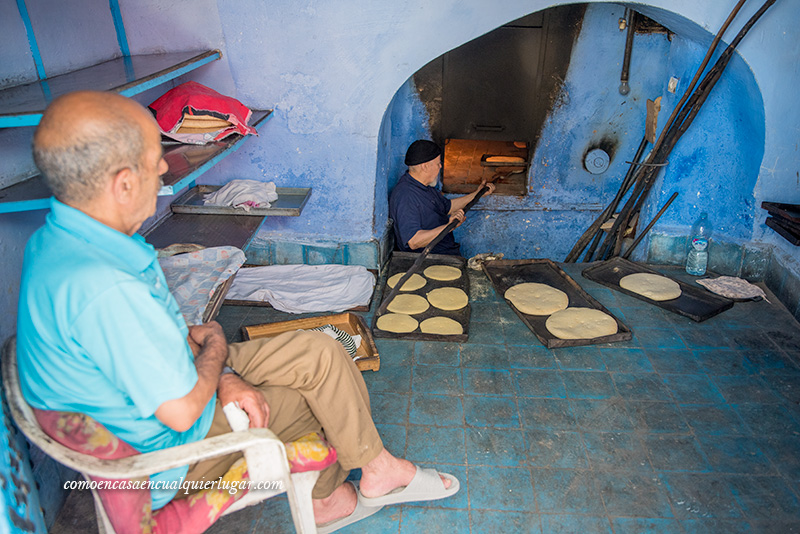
<box><xmin>17</xmin><ymin>198</ymin><xmax>215</xmax><ymax>509</ymax></box>
<box><xmin>389</xmin><ymin>172</ymin><xmax>460</xmax><ymax>255</ymax></box>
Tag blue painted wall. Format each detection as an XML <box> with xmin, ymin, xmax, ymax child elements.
<box><xmin>2</xmin><ymin>0</ymin><xmax>798</xmax><ymax>334</ymax></box>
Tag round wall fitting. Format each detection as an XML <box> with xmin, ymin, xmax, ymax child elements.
<box><xmin>584</xmin><ymin>148</ymin><xmax>610</xmax><ymax>174</ymax></box>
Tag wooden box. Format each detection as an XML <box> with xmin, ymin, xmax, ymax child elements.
<box><xmin>241</xmin><ymin>312</ymin><xmax>380</xmax><ymax>372</ymax></box>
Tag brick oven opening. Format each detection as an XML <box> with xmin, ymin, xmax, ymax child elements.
<box><xmin>412</xmin><ymin>4</ymin><xmax>587</xmax><ymax>197</ymax></box>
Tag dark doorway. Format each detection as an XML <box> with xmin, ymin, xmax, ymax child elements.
<box><xmin>413</xmin><ymin>4</ymin><xmax>586</xmax><ymax>195</ymax></box>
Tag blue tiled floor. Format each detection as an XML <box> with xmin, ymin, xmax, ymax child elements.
<box><xmin>53</xmin><ymin>264</ymin><xmax>800</xmax><ymax>533</ymax></box>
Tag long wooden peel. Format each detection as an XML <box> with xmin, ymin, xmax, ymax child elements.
<box><xmin>377</xmin><ymin>184</ymin><xmax>490</xmax><ymax>316</ymax></box>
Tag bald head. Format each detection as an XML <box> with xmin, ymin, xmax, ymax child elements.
<box><xmin>33</xmin><ymin>91</ymin><xmax>155</xmax><ymax>204</ymax></box>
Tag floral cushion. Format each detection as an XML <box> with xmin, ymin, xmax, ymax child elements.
<box><xmin>34</xmin><ymin>410</ymin><xmax>337</xmax><ymax>534</ymax></box>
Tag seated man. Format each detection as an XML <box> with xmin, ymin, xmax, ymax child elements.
<box><xmin>389</xmin><ymin>139</ymin><xmax>494</xmax><ymax>256</ymax></box>
<box><xmin>17</xmin><ymin>91</ymin><xmax>457</xmax><ymax>532</ymax></box>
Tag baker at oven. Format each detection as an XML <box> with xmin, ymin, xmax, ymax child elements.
<box><xmin>389</xmin><ymin>139</ymin><xmax>494</xmax><ymax>256</ymax></box>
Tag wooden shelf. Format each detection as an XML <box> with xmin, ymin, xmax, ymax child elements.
<box><xmin>0</xmin><ymin>110</ymin><xmax>273</xmax><ymax>214</ymax></box>
<box><xmin>0</xmin><ymin>50</ymin><xmax>220</xmax><ymax>127</ymax></box>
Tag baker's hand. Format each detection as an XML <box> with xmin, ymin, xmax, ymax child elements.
<box><xmin>480</xmin><ymin>180</ymin><xmax>496</xmax><ymax>195</ymax></box>
<box><xmin>218</xmin><ymin>374</ymin><xmax>270</xmax><ymax>428</ymax></box>
<box><xmin>449</xmin><ymin>209</ymin><xmax>466</xmax><ymax>228</ymax></box>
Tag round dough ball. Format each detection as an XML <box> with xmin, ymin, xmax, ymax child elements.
<box><xmin>545</xmin><ymin>307</ymin><xmax>618</xmax><ymax>340</ymax></box>
<box><xmin>420</xmin><ymin>316</ymin><xmax>463</xmax><ymax>335</ymax></box>
<box><xmin>423</xmin><ymin>265</ymin><xmax>462</xmax><ymax>281</ymax></box>
<box><xmin>376</xmin><ymin>313</ymin><xmax>418</xmax><ymax>333</ymax></box>
<box><xmin>387</xmin><ymin>272</ymin><xmax>426</xmax><ymax>291</ymax></box>
<box><xmin>427</xmin><ymin>287</ymin><xmax>469</xmax><ymax>311</ymax></box>
<box><xmin>505</xmin><ymin>283</ymin><xmax>569</xmax><ymax>315</ymax></box>
<box><xmin>387</xmin><ymin>294</ymin><xmax>430</xmax><ymax>314</ymax></box>
<box><xmin>619</xmin><ymin>273</ymin><xmax>682</xmax><ymax>301</ymax></box>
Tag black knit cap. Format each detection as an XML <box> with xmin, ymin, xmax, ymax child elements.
<box><xmin>404</xmin><ymin>140</ymin><xmax>442</xmax><ymax>166</ymax></box>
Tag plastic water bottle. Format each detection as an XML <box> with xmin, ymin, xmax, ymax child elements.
<box><xmin>686</xmin><ymin>212</ymin><xmax>712</xmax><ymax>276</ymax></box>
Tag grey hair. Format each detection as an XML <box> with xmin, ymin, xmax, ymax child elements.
<box><xmin>33</xmin><ymin>108</ymin><xmax>146</xmax><ymax>204</ymax></box>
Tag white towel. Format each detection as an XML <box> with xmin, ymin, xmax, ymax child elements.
<box><xmin>203</xmin><ymin>179</ymin><xmax>278</xmax><ymax>211</ymax></box>
<box><xmin>227</xmin><ymin>264</ymin><xmax>376</xmax><ymax>314</ymax></box>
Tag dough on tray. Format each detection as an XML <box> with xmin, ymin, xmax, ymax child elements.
<box><xmin>387</xmin><ymin>272</ymin><xmax>426</xmax><ymax>291</ymax></box>
<box><xmin>386</xmin><ymin>294</ymin><xmax>430</xmax><ymax>315</ymax></box>
<box><xmin>420</xmin><ymin>316</ymin><xmax>463</xmax><ymax>335</ymax></box>
<box><xmin>376</xmin><ymin>313</ymin><xmax>418</xmax><ymax>333</ymax></box>
<box><xmin>545</xmin><ymin>307</ymin><xmax>618</xmax><ymax>340</ymax></box>
<box><xmin>619</xmin><ymin>272</ymin><xmax>681</xmax><ymax>301</ymax></box>
<box><xmin>504</xmin><ymin>282</ymin><xmax>569</xmax><ymax>315</ymax></box>
<box><xmin>423</xmin><ymin>265</ymin><xmax>462</xmax><ymax>281</ymax></box>
<box><xmin>427</xmin><ymin>287</ymin><xmax>469</xmax><ymax>311</ymax></box>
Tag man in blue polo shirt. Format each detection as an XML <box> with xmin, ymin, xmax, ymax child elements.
<box><xmin>17</xmin><ymin>92</ymin><xmax>459</xmax><ymax>532</ymax></box>
<box><xmin>389</xmin><ymin>140</ymin><xmax>494</xmax><ymax>256</ymax></box>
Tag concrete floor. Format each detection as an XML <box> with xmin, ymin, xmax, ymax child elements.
<box><xmin>52</xmin><ymin>263</ymin><xmax>800</xmax><ymax>533</ymax></box>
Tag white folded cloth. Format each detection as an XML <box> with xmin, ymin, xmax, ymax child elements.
<box><xmin>203</xmin><ymin>179</ymin><xmax>278</xmax><ymax>211</ymax></box>
<box><xmin>227</xmin><ymin>264</ymin><xmax>376</xmax><ymax>314</ymax></box>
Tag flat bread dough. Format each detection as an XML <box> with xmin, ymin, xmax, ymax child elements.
<box><xmin>427</xmin><ymin>287</ymin><xmax>469</xmax><ymax>311</ymax></box>
<box><xmin>387</xmin><ymin>272</ymin><xmax>426</xmax><ymax>291</ymax></box>
<box><xmin>505</xmin><ymin>283</ymin><xmax>569</xmax><ymax>315</ymax></box>
<box><xmin>376</xmin><ymin>313</ymin><xmax>418</xmax><ymax>333</ymax></box>
<box><xmin>619</xmin><ymin>272</ymin><xmax>682</xmax><ymax>301</ymax></box>
<box><xmin>423</xmin><ymin>265</ymin><xmax>462</xmax><ymax>281</ymax></box>
<box><xmin>545</xmin><ymin>307</ymin><xmax>618</xmax><ymax>340</ymax></box>
<box><xmin>420</xmin><ymin>316</ymin><xmax>463</xmax><ymax>335</ymax></box>
<box><xmin>387</xmin><ymin>294</ymin><xmax>430</xmax><ymax>314</ymax></box>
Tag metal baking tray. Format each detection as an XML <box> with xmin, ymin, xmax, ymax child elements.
<box><xmin>581</xmin><ymin>257</ymin><xmax>734</xmax><ymax>322</ymax></box>
<box><xmin>372</xmin><ymin>252</ymin><xmax>470</xmax><ymax>342</ymax></box>
<box><xmin>170</xmin><ymin>185</ymin><xmax>311</xmax><ymax>216</ymax></box>
<box><xmin>483</xmin><ymin>258</ymin><xmax>631</xmax><ymax>349</ymax></box>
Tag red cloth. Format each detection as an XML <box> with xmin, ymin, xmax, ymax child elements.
<box><xmin>34</xmin><ymin>409</ymin><xmax>337</xmax><ymax>534</ymax></box>
<box><xmin>149</xmin><ymin>81</ymin><xmax>257</xmax><ymax>141</ymax></box>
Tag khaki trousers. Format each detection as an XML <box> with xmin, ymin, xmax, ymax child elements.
<box><xmin>181</xmin><ymin>330</ymin><xmax>384</xmax><ymax>499</ymax></box>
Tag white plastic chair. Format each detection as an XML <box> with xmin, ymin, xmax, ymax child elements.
<box><xmin>2</xmin><ymin>337</ymin><xmax>319</xmax><ymax>533</ymax></box>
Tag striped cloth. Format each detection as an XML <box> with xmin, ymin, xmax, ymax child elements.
<box><xmin>310</xmin><ymin>324</ymin><xmax>359</xmax><ymax>357</ymax></box>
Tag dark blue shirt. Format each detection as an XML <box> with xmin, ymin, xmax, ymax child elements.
<box><xmin>389</xmin><ymin>172</ymin><xmax>460</xmax><ymax>255</ymax></box>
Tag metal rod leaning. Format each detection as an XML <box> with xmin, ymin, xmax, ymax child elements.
<box><xmin>622</xmin><ymin>191</ymin><xmax>678</xmax><ymax>260</ymax></box>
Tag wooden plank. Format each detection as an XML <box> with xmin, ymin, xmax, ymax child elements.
<box><xmin>242</xmin><ymin>313</ymin><xmax>380</xmax><ymax>372</ymax></box>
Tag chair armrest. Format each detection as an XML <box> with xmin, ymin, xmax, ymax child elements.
<box><xmin>74</xmin><ymin>428</ymin><xmax>286</xmax><ymax>479</ymax></box>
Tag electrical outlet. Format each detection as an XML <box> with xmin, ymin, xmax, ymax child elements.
<box><xmin>668</xmin><ymin>77</ymin><xmax>679</xmax><ymax>93</ymax></box>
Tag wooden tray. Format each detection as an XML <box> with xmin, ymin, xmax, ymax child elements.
<box><xmin>242</xmin><ymin>312</ymin><xmax>379</xmax><ymax>371</ymax></box>
<box><xmin>372</xmin><ymin>252</ymin><xmax>470</xmax><ymax>342</ymax></box>
<box><xmin>761</xmin><ymin>201</ymin><xmax>800</xmax><ymax>224</ymax></box>
<box><xmin>766</xmin><ymin>217</ymin><xmax>800</xmax><ymax>246</ymax></box>
<box><xmin>482</xmin><ymin>258</ymin><xmax>631</xmax><ymax>348</ymax></box>
<box><xmin>581</xmin><ymin>257</ymin><xmax>734</xmax><ymax>322</ymax></box>
<box><xmin>203</xmin><ymin>274</ymin><xmax>236</xmax><ymax>323</ymax></box>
